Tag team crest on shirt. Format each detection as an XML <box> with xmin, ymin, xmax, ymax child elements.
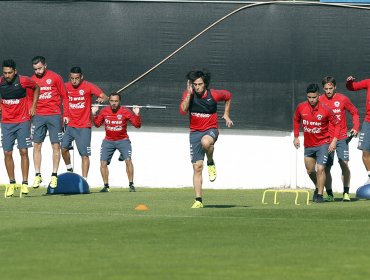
<box><xmin>46</xmin><ymin>79</ymin><xmax>52</xmax><ymax>85</ymax></box>
<box><xmin>117</xmin><ymin>114</ymin><xmax>122</xmax><ymax>120</ymax></box>
<box><xmin>317</xmin><ymin>114</ymin><xmax>323</xmax><ymax>120</ymax></box>
<box><xmin>334</xmin><ymin>101</ymin><xmax>340</xmax><ymax>107</ymax></box>
<box><xmin>79</xmin><ymin>90</ymin><xmax>84</xmax><ymax>95</ymax></box>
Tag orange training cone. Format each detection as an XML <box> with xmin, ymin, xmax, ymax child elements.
<box><xmin>135</xmin><ymin>204</ymin><xmax>149</xmax><ymax>211</ymax></box>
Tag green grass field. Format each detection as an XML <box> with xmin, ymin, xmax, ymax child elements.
<box><xmin>1</xmin><ymin>187</ymin><xmax>370</xmax><ymax>280</ymax></box>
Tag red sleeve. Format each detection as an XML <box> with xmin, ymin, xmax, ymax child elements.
<box><xmin>87</xmin><ymin>81</ymin><xmax>104</xmax><ymax>98</ymax></box>
<box><xmin>55</xmin><ymin>74</ymin><xmax>70</xmax><ymax>118</ymax></box>
<box><xmin>93</xmin><ymin>108</ymin><xmax>105</xmax><ymax>127</ymax></box>
<box><xmin>126</xmin><ymin>108</ymin><xmax>141</xmax><ymax>128</ymax></box>
<box><xmin>210</xmin><ymin>89</ymin><xmax>232</xmax><ymax>102</ymax></box>
<box><xmin>343</xmin><ymin>96</ymin><xmax>360</xmax><ymax>131</ymax></box>
<box><xmin>179</xmin><ymin>90</ymin><xmax>190</xmax><ymax>115</ymax></box>
<box><xmin>19</xmin><ymin>76</ymin><xmax>37</xmax><ymax>89</ymax></box>
<box><xmin>293</xmin><ymin>104</ymin><xmax>302</xmax><ymax>137</ymax></box>
<box><xmin>328</xmin><ymin>109</ymin><xmax>341</xmax><ymax>139</ymax></box>
<box><xmin>346</xmin><ymin>79</ymin><xmax>370</xmax><ymax>91</ymax></box>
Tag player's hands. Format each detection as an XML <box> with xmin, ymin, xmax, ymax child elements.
<box><xmin>91</xmin><ymin>105</ymin><xmax>99</xmax><ymax>116</ymax></box>
<box><xmin>187</xmin><ymin>80</ymin><xmax>194</xmax><ymax>96</ymax></box>
<box><xmin>132</xmin><ymin>105</ymin><xmax>140</xmax><ymax>115</ymax></box>
<box><xmin>350</xmin><ymin>129</ymin><xmax>358</xmax><ymax>137</ymax></box>
<box><xmin>63</xmin><ymin>117</ymin><xmax>69</xmax><ymax>124</ymax></box>
<box><xmin>222</xmin><ymin>115</ymin><xmax>234</xmax><ymax>128</ymax></box>
<box><xmin>29</xmin><ymin>107</ymin><xmax>36</xmax><ymax>117</ymax></box>
<box><xmin>328</xmin><ymin>138</ymin><xmax>337</xmax><ymax>153</ymax></box>
<box><xmin>293</xmin><ymin>137</ymin><xmax>300</xmax><ymax>149</ymax></box>
<box><xmin>346</xmin><ymin>76</ymin><xmax>355</xmax><ymax>82</ymax></box>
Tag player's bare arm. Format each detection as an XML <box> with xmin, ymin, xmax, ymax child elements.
<box><xmin>293</xmin><ymin>137</ymin><xmax>300</xmax><ymax>149</ymax></box>
<box><xmin>30</xmin><ymin>84</ymin><xmax>40</xmax><ymax>116</ymax></box>
<box><xmin>180</xmin><ymin>80</ymin><xmax>193</xmax><ymax>112</ymax></box>
<box><xmin>222</xmin><ymin>99</ymin><xmax>233</xmax><ymax>127</ymax></box>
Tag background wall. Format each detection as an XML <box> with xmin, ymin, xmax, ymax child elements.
<box><xmin>0</xmin><ymin>1</ymin><xmax>369</xmax><ymax>193</ymax></box>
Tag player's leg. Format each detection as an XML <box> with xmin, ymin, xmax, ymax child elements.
<box><xmin>2</xmin><ymin>124</ymin><xmax>17</xmax><ymax>197</ymax></box>
<box><xmin>357</xmin><ymin>121</ymin><xmax>370</xmax><ymax>183</ymax></box>
<box><xmin>47</xmin><ymin>115</ymin><xmax>63</xmax><ymax>188</ymax></box>
<box><xmin>81</xmin><ymin>156</ymin><xmax>90</xmax><ymax>179</ymax></box>
<box><xmin>74</xmin><ymin>128</ymin><xmax>91</xmax><ymax>180</ymax></box>
<box><xmin>100</xmin><ymin>160</ymin><xmax>110</xmax><ymax>192</ymax></box>
<box><xmin>31</xmin><ymin>116</ymin><xmax>47</xmax><ymax>188</ymax></box>
<box><xmin>17</xmin><ymin>122</ymin><xmax>33</xmax><ymax>195</ymax></box>
<box><xmin>117</xmin><ymin>139</ymin><xmax>135</xmax><ymax>192</ymax></box>
<box><xmin>190</xmin><ymin>131</ymin><xmax>205</xmax><ymax>208</ymax></box>
<box><xmin>201</xmin><ymin>128</ymin><xmax>219</xmax><ymax>182</ymax></box>
<box><xmin>99</xmin><ymin>140</ymin><xmax>115</xmax><ymax>192</ymax></box>
<box><xmin>61</xmin><ymin>126</ymin><xmax>74</xmax><ymax>172</ymax></box>
<box><xmin>324</xmin><ymin>151</ymin><xmax>334</xmax><ymax>202</ymax></box>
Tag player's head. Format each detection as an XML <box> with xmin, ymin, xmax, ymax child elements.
<box><xmin>2</xmin><ymin>59</ymin><xmax>17</xmax><ymax>83</ymax></box>
<box><xmin>32</xmin><ymin>56</ymin><xmax>47</xmax><ymax>78</ymax></box>
<box><xmin>186</xmin><ymin>69</ymin><xmax>211</xmax><ymax>95</ymax></box>
<box><xmin>69</xmin><ymin>66</ymin><xmax>83</xmax><ymax>88</ymax></box>
<box><xmin>322</xmin><ymin>76</ymin><xmax>336</xmax><ymax>99</ymax></box>
<box><xmin>109</xmin><ymin>92</ymin><xmax>121</xmax><ymax>112</ymax></box>
<box><xmin>306</xmin><ymin>83</ymin><xmax>320</xmax><ymax>107</ymax></box>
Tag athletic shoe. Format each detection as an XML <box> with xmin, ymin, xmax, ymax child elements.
<box><xmin>99</xmin><ymin>187</ymin><xmax>110</xmax><ymax>193</ymax></box>
<box><xmin>326</xmin><ymin>195</ymin><xmax>335</xmax><ymax>202</ymax></box>
<box><xmin>32</xmin><ymin>175</ymin><xmax>43</xmax><ymax>189</ymax></box>
<box><xmin>21</xmin><ymin>184</ymin><xmax>29</xmax><ymax>195</ymax></box>
<box><xmin>67</xmin><ymin>168</ymin><xmax>73</xmax><ymax>173</ymax></box>
<box><xmin>5</xmin><ymin>184</ymin><xmax>15</xmax><ymax>197</ymax></box>
<box><xmin>129</xmin><ymin>184</ymin><xmax>136</xmax><ymax>192</ymax></box>
<box><xmin>343</xmin><ymin>193</ymin><xmax>351</xmax><ymax>202</ymax></box>
<box><xmin>312</xmin><ymin>192</ymin><xmax>318</xmax><ymax>202</ymax></box>
<box><xmin>191</xmin><ymin>200</ymin><xmax>204</xmax><ymax>208</ymax></box>
<box><xmin>207</xmin><ymin>164</ymin><xmax>217</xmax><ymax>182</ymax></box>
<box><xmin>49</xmin><ymin>176</ymin><xmax>58</xmax><ymax>188</ymax></box>
<box><xmin>315</xmin><ymin>195</ymin><xmax>324</xmax><ymax>203</ymax></box>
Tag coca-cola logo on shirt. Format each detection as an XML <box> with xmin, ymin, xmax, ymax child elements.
<box><xmin>70</xmin><ymin>102</ymin><xmax>85</xmax><ymax>109</ymax></box>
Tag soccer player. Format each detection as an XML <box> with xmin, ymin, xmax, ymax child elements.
<box><xmin>31</xmin><ymin>56</ymin><xmax>70</xmax><ymax>189</ymax></box>
<box><xmin>0</xmin><ymin>59</ymin><xmax>40</xmax><ymax>197</ymax></box>
<box><xmin>61</xmin><ymin>66</ymin><xmax>108</xmax><ymax>180</ymax></box>
<box><xmin>319</xmin><ymin>76</ymin><xmax>359</xmax><ymax>202</ymax></box>
<box><xmin>293</xmin><ymin>83</ymin><xmax>341</xmax><ymax>203</ymax></box>
<box><xmin>346</xmin><ymin>75</ymin><xmax>370</xmax><ymax>185</ymax></box>
<box><xmin>179</xmin><ymin>69</ymin><xmax>233</xmax><ymax>208</ymax></box>
<box><xmin>92</xmin><ymin>92</ymin><xmax>141</xmax><ymax>192</ymax></box>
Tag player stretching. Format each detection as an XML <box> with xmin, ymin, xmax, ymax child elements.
<box><xmin>92</xmin><ymin>92</ymin><xmax>141</xmax><ymax>192</ymax></box>
<box><xmin>180</xmin><ymin>69</ymin><xmax>233</xmax><ymax>208</ymax></box>
<box><xmin>293</xmin><ymin>83</ymin><xmax>340</xmax><ymax>203</ymax></box>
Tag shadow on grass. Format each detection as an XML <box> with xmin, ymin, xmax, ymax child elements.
<box><xmin>333</xmin><ymin>197</ymin><xmax>360</xmax><ymax>202</ymax></box>
<box><xmin>204</xmin><ymin>205</ymin><xmax>250</xmax><ymax>208</ymax></box>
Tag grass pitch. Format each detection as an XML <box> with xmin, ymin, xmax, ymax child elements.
<box><xmin>1</xmin><ymin>187</ymin><xmax>369</xmax><ymax>280</ymax></box>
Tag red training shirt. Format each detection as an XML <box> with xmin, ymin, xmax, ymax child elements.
<box><xmin>93</xmin><ymin>106</ymin><xmax>141</xmax><ymax>141</ymax></box>
<box><xmin>293</xmin><ymin>101</ymin><xmax>340</xmax><ymax>147</ymax></box>
<box><xmin>65</xmin><ymin>80</ymin><xmax>103</xmax><ymax>128</ymax></box>
<box><xmin>179</xmin><ymin>89</ymin><xmax>232</xmax><ymax>131</ymax></box>
<box><xmin>346</xmin><ymin>78</ymin><xmax>370</xmax><ymax>122</ymax></box>
<box><xmin>319</xmin><ymin>93</ymin><xmax>359</xmax><ymax>141</ymax></box>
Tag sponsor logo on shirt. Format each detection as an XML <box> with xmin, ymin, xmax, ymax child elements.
<box><xmin>39</xmin><ymin>92</ymin><xmax>52</xmax><ymax>100</ymax></box>
<box><xmin>40</xmin><ymin>86</ymin><xmax>52</xmax><ymax>91</ymax></box>
<box><xmin>191</xmin><ymin>112</ymin><xmax>210</xmax><ymax>118</ymax></box>
<box><xmin>69</xmin><ymin>102</ymin><xmax>85</xmax><ymax>109</ymax></box>
<box><xmin>106</xmin><ymin>125</ymin><xmax>123</xmax><ymax>131</ymax></box>
<box><xmin>2</xmin><ymin>99</ymin><xmax>20</xmax><ymax>105</ymax></box>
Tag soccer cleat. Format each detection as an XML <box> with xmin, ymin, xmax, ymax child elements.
<box><xmin>21</xmin><ymin>184</ymin><xmax>29</xmax><ymax>195</ymax></box>
<box><xmin>49</xmin><ymin>176</ymin><xmax>58</xmax><ymax>188</ymax></box>
<box><xmin>129</xmin><ymin>184</ymin><xmax>136</xmax><ymax>192</ymax></box>
<box><xmin>312</xmin><ymin>192</ymin><xmax>318</xmax><ymax>202</ymax></box>
<box><xmin>5</xmin><ymin>184</ymin><xmax>15</xmax><ymax>198</ymax></box>
<box><xmin>32</xmin><ymin>175</ymin><xmax>43</xmax><ymax>189</ymax></box>
<box><xmin>315</xmin><ymin>195</ymin><xmax>324</xmax><ymax>203</ymax></box>
<box><xmin>207</xmin><ymin>164</ymin><xmax>217</xmax><ymax>182</ymax></box>
<box><xmin>99</xmin><ymin>187</ymin><xmax>110</xmax><ymax>193</ymax></box>
<box><xmin>191</xmin><ymin>200</ymin><xmax>204</xmax><ymax>208</ymax></box>
<box><xmin>343</xmin><ymin>193</ymin><xmax>351</xmax><ymax>202</ymax></box>
<box><xmin>325</xmin><ymin>195</ymin><xmax>335</xmax><ymax>202</ymax></box>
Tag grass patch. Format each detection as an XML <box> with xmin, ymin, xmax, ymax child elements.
<box><xmin>0</xmin><ymin>187</ymin><xmax>369</xmax><ymax>280</ymax></box>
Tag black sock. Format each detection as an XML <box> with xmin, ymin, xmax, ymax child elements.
<box><xmin>207</xmin><ymin>160</ymin><xmax>214</xmax><ymax>166</ymax></box>
<box><xmin>52</xmin><ymin>172</ymin><xmax>57</xmax><ymax>177</ymax></box>
<box><xmin>104</xmin><ymin>183</ymin><xmax>109</xmax><ymax>188</ymax></box>
<box><xmin>314</xmin><ymin>188</ymin><xmax>318</xmax><ymax>194</ymax></box>
<box><xmin>36</xmin><ymin>173</ymin><xmax>41</xmax><ymax>177</ymax></box>
<box><xmin>327</xmin><ymin>189</ymin><xmax>333</xmax><ymax>196</ymax></box>
<box><xmin>22</xmin><ymin>181</ymin><xmax>28</xmax><ymax>185</ymax></box>
<box><xmin>129</xmin><ymin>182</ymin><xmax>134</xmax><ymax>186</ymax></box>
<box><xmin>10</xmin><ymin>179</ymin><xmax>16</xmax><ymax>184</ymax></box>
<box><xmin>195</xmin><ymin>197</ymin><xmax>202</xmax><ymax>203</ymax></box>
<box><xmin>343</xmin><ymin>187</ymin><xmax>349</xmax><ymax>194</ymax></box>
<box><xmin>67</xmin><ymin>168</ymin><xmax>73</xmax><ymax>172</ymax></box>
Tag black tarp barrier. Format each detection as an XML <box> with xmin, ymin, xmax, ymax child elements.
<box><xmin>1</xmin><ymin>1</ymin><xmax>370</xmax><ymax>131</ymax></box>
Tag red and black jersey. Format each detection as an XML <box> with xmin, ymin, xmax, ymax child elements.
<box><xmin>293</xmin><ymin>101</ymin><xmax>340</xmax><ymax>148</ymax></box>
<box><xmin>93</xmin><ymin>106</ymin><xmax>141</xmax><ymax>141</ymax></box>
<box><xmin>319</xmin><ymin>93</ymin><xmax>359</xmax><ymax>140</ymax></box>
<box><xmin>0</xmin><ymin>75</ymin><xmax>36</xmax><ymax>123</ymax></box>
<box><xmin>179</xmin><ymin>89</ymin><xmax>232</xmax><ymax>132</ymax></box>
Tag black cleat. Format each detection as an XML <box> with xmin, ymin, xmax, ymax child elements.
<box><xmin>99</xmin><ymin>187</ymin><xmax>110</xmax><ymax>193</ymax></box>
<box><xmin>129</xmin><ymin>185</ymin><xmax>136</xmax><ymax>192</ymax></box>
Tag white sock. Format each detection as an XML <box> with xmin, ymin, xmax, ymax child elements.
<box><xmin>66</xmin><ymin>164</ymin><xmax>73</xmax><ymax>169</ymax></box>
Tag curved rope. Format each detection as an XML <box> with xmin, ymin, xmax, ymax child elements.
<box><xmin>116</xmin><ymin>0</ymin><xmax>370</xmax><ymax>94</ymax></box>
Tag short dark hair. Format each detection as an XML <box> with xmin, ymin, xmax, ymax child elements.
<box><xmin>109</xmin><ymin>92</ymin><xmax>121</xmax><ymax>101</ymax></box>
<box><xmin>186</xmin><ymin>69</ymin><xmax>211</xmax><ymax>88</ymax></box>
<box><xmin>2</xmin><ymin>59</ymin><xmax>16</xmax><ymax>69</ymax></box>
<box><xmin>322</xmin><ymin>76</ymin><xmax>336</xmax><ymax>86</ymax></box>
<box><xmin>306</xmin><ymin>83</ymin><xmax>320</xmax><ymax>94</ymax></box>
<box><xmin>32</xmin><ymin>56</ymin><xmax>46</xmax><ymax>65</ymax></box>
<box><xmin>70</xmin><ymin>66</ymin><xmax>82</xmax><ymax>74</ymax></box>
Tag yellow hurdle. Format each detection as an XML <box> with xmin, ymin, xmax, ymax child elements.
<box><xmin>262</xmin><ymin>189</ymin><xmax>310</xmax><ymax>205</ymax></box>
